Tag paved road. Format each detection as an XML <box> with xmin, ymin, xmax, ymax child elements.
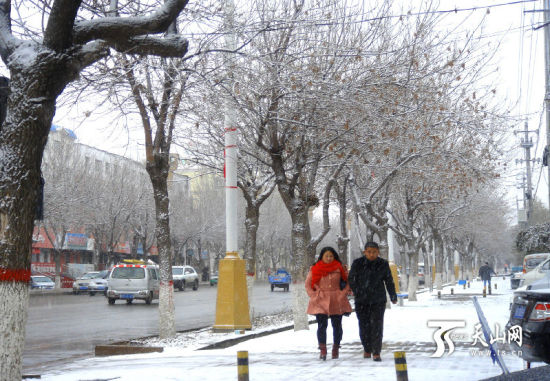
<box><xmin>23</xmin><ymin>281</ymin><xmax>293</xmax><ymax>374</ymax></box>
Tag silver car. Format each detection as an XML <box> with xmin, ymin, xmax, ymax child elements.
<box><xmin>72</xmin><ymin>271</ymin><xmax>108</xmax><ymax>296</ymax></box>
<box><xmin>106</xmin><ymin>264</ymin><xmax>159</xmax><ymax>304</ymax></box>
<box><xmin>30</xmin><ymin>275</ymin><xmax>55</xmax><ymax>290</ymax></box>
<box><xmin>172</xmin><ymin>266</ymin><xmax>199</xmax><ymax>291</ymax></box>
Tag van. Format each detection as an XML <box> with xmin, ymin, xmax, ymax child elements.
<box><xmin>522</xmin><ymin>253</ymin><xmax>550</xmax><ymax>274</ymax></box>
<box><xmin>106</xmin><ymin>264</ymin><xmax>159</xmax><ymax>305</ymax></box>
<box><xmin>520</xmin><ymin>257</ymin><xmax>550</xmax><ymax>288</ymax></box>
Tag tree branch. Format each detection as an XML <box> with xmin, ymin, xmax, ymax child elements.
<box><xmin>73</xmin><ymin>0</ymin><xmax>189</xmax><ymax>44</ymax></box>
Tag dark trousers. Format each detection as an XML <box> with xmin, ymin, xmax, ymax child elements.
<box><xmin>315</xmin><ymin>314</ymin><xmax>343</xmax><ymax>345</ymax></box>
<box><xmin>355</xmin><ymin>302</ymin><xmax>386</xmax><ymax>354</ymax></box>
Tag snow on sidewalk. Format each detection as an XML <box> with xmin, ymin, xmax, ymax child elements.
<box><xmin>36</xmin><ymin>278</ymin><xmax>543</xmax><ymax>381</ymax></box>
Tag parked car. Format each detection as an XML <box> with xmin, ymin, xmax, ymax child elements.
<box><xmin>522</xmin><ymin>253</ymin><xmax>550</xmax><ymax>274</ymax></box>
<box><xmin>417</xmin><ymin>263</ymin><xmax>426</xmax><ymax>285</ymax></box>
<box><xmin>510</xmin><ymin>271</ymin><xmax>523</xmax><ymax>289</ymax></box>
<box><xmin>172</xmin><ymin>266</ymin><xmax>199</xmax><ymax>291</ymax></box>
<box><xmin>506</xmin><ymin>288</ymin><xmax>550</xmax><ymax>364</ymax></box>
<box><xmin>268</xmin><ymin>268</ymin><xmax>291</xmax><ymax>292</ymax></box>
<box><xmin>520</xmin><ymin>257</ymin><xmax>550</xmax><ymax>288</ymax></box>
<box><xmin>30</xmin><ymin>275</ymin><xmax>55</xmax><ymax>290</ymax></box>
<box><xmin>72</xmin><ymin>271</ymin><xmax>108</xmax><ymax>295</ymax></box>
<box><xmin>526</xmin><ymin>272</ymin><xmax>550</xmax><ymax>291</ymax></box>
<box><xmin>210</xmin><ymin>272</ymin><xmax>218</xmax><ymax>287</ymax></box>
<box><xmin>106</xmin><ymin>264</ymin><xmax>159</xmax><ymax>304</ymax></box>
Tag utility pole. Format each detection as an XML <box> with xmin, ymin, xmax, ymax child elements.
<box><xmin>544</xmin><ymin>0</ymin><xmax>550</xmax><ymax>212</ymax></box>
<box><xmin>214</xmin><ymin>0</ymin><xmax>251</xmax><ymax>332</ymax></box>
<box><xmin>515</xmin><ymin>122</ymin><xmax>536</xmax><ymax>226</ymax></box>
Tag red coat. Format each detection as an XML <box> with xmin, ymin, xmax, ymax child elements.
<box><xmin>305</xmin><ymin>268</ymin><xmax>352</xmax><ymax>316</ymax></box>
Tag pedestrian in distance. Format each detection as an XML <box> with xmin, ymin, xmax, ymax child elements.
<box><xmin>305</xmin><ymin>246</ymin><xmax>352</xmax><ymax>360</ymax></box>
<box><xmin>478</xmin><ymin>262</ymin><xmax>496</xmax><ymax>293</ymax></box>
<box><xmin>348</xmin><ymin>241</ymin><xmax>397</xmax><ymax>362</ymax></box>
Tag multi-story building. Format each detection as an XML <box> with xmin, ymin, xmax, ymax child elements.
<box><xmin>31</xmin><ymin>126</ymin><xmax>189</xmax><ymax>284</ymax></box>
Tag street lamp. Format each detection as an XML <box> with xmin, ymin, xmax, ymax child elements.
<box><xmin>213</xmin><ymin>0</ymin><xmax>251</xmax><ymax>332</ymax></box>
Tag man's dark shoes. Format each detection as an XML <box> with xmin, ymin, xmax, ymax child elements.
<box><xmin>373</xmin><ymin>354</ymin><xmax>382</xmax><ymax>362</ymax></box>
<box><xmin>363</xmin><ymin>351</ymin><xmax>371</xmax><ymax>359</ymax></box>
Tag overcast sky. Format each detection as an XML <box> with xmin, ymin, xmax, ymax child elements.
<box><xmin>52</xmin><ymin>1</ymin><xmax>548</xmax><ymax>216</ymax></box>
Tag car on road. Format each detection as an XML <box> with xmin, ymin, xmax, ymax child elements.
<box><xmin>510</xmin><ymin>272</ymin><xmax>523</xmax><ymax>289</ymax></box>
<box><xmin>172</xmin><ymin>266</ymin><xmax>199</xmax><ymax>291</ymax></box>
<box><xmin>417</xmin><ymin>263</ymin><xmax>426</xmax><ymax>285</ymax></box>
<box><xmin>72</xmin><ymin>271</ymin><xmax>109</xmax><ymax>296</ymax></box>
<box><xmin>506</xmin><ymin>288</ymin><xmax>550</xmax><ymax>364</ymax></box>
<box><xmin>512</xmin><ymin>254</ymin><xmax>550</xmax><ymax>289</ymax></box>
<box><xmin>268</xmin><ymin>268</ymin><xmax>291</xmax><ymax>292</ymax></box>
<box><xmin>526</xmin><ymin>272</ymin><xmax>550</xmax><ymax>291</ymax></box>
<box><xmin>520</xmin><ymin>257</ymin><xmax>550</xmax><ymax>288</ymax></box>
<box><xmin>210</xmin><ymin>272</ymin><xmax>218</xmax><ymax>286</ymax></box>
<box><xmin>30</xmin><ymin>275</ymin><xmax>55</xmax><ymax>290</ymax></box>
<box><xmin>106</xmin><ymin>264</ymin><xmax>159</xmax><ymax>304</ymax></box>
<box><xmin>522</xmin><ymin>253</ymin><xmax>550</xmax><ymax>274</ymax></box>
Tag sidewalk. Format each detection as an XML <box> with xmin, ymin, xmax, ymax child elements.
<box><xmin>32</xmin><ymin>279</ymin><xmax>545</xmax><ymax>381</ymax></box>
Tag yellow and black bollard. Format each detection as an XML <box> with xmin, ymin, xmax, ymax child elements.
<box><xmin>237</xmin><ymin>351</ymin><xmax>249</xmax><ymax>381</ymax></box>
<box><xmin>394</xmin><ymin>351</ymin><xmax>409</xmax><ymax>381</ymax></box>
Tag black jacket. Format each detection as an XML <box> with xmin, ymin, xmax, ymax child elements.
<box><xmin>478</xmin><ymin>265</ymin><xmax>495</xmax><ymax>281</ymax></box>
<box><xmin>349</xmin><ymin>256</ymin><xmax>397</xmax><ymax>305</ymax></box>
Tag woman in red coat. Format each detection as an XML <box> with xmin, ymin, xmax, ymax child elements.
<box><xmin>305</xmin><ymin>247</ymin><xmax>352</xmax><ymax>360</ymax></box>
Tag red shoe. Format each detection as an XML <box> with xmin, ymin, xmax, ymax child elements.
<box><xmin>363</xmin><ymin>351</ymin><xmax>371</xmax><ymax>358</ymax></box>
<box><xmin>332</xmin><ymin>345</ymin><xmax>340</xmax><ymax>359</ymax></box>
<box><xmin>319</xmin><ymin>344</ymin><xmax>327</xmax><ymax>361</ymax></box>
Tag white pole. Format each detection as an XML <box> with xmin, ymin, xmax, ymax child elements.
<box><xmin>224</xmin><ymin>0</ymin><xmax>238</xmax><ymax>256</ymax></box>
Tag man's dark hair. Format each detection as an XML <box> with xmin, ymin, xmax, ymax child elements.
<box><xmin>485</xmin><ymin>262</ymin><xmax>489</xmax><ymax>265</ymax></box>
<box><xmin>364</xmin><ymin>241</ymin><xmax>379</xmax><ymax>250</ymax></box>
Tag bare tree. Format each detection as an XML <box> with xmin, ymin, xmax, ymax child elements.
<box><xmin>0</xmin><ymin>1</ymin><xmax>188</xmax><ymax>377</ymax></box>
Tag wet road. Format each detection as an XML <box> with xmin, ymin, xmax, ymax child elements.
<box><xmin>23</xmin><ymin>282</ymin><xmax>293</xmax><ymax>374</ymax></box>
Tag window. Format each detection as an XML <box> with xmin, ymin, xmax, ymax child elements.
<box><xmin>111</xmin><ymin>267</ymin><xmax>145</xmax><ymax>279</ymax></box>
<box><xmin>149</xmin><ymin>268</ymin><xmax>158</xmax><ymax>280</ymax></box>
<box><xmin>542</xmin><ymin>260</ymin><xmax>550</xmax><ymax>271</ymax></box>
<box><xmin>172</xmin><ymin>268</ymin><xmax>183</xmax><ymax>275</ymax></box>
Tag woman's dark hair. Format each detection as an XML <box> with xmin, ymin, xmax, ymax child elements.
<box><xmin>317</xmin><ymin>246</ymin><xmax>342</xmax><ymax>263</ymax></box>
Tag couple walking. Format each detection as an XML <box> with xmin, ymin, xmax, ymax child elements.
<box><xmin>305</xmin><ymin>241</ymin><xmax>397</xmax><ymax>361</ymax></box>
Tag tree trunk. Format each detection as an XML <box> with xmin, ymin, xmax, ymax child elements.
<box><xmin>54</xmin><ymin>249</ymin><xmax>62</xmax><ymax>288</ymax></box>
<box><xmin>407</xmin><ymin>248</ymin><xmax>419</xmax><ymax>302</ymax></box>
<box><xmin>378</xmin><ymin>228</ymin><xmax>389</xmax><ymax>260</ymax></box>
<box><xmin>433</xmin><ymin>234</ymin><xmax>444</xmax><ymax>290</ymax></box>
<box><xmin>288</xmin><ymin>202</ymin><xmax>312</xmax><ymax>331</ymax></box>
<box><xmin>0</xmin><ymin>63</ymin><xmax>68</xmax><ymax>380</ymax></box>
<box><xmin>148</xmin><ymin>167</ymin><xmax>175</xmax><ymax>339</ymax></box>
<box><xmin>244</xmin><ymin>206</ymin><xmax>259</xmax><ymax>275</ymax></box>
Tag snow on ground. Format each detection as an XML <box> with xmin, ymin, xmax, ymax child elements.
<box><xmin>35</xmin><ymin>278</ymin><xmax>546</xmax><ymax>381</ymax></box>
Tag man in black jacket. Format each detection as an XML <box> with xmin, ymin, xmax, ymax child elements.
<box><xmin>478</xmin><ymin>262</ymin><xmax>496</xmax><ymax>293</ymax></box>
<box><xmin>349</xmin><ymin>241</ymin><xmax>397</xmax><ymax>362</ymax></box>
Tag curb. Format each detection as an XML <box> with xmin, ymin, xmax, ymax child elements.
<box><xmin>198</xmin><ymin>318</ymin><xmax>318</xmax><ymax>350</ymax></box>
<box><xmin>95</xmin><ymin>345</ymin><xmax>164</xmax><ymax>357</ymax></box>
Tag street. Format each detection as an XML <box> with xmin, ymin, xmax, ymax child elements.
<box><xmin>23</xmin><ymin>282</ymin><xmax>292</xmax><ymax>374</ymax></box>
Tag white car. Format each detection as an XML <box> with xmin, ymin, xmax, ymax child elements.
<box><xmin>172</xmin><ymin>266</ymin><xmax>199</xmax><ymax>291</ymax></box>
<box><xmin>73</xmin><ymin>271</ymin><xmax>109</xmax><ymax>296</ymax></box>
<box><xmin>30</xmin><ymin>275</ymin><xmax>55</xmax><ymax>290</ymax></box>
<box><xmin>520</xmin><ymin>257</ymin><xmax>550</xmax><ymax>288</ymax></box>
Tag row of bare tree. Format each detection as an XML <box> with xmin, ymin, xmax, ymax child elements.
<box><xmin>0</xmin><ymin>1</ymin><xmax>515</xmax><ymax>378</ymax></box>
